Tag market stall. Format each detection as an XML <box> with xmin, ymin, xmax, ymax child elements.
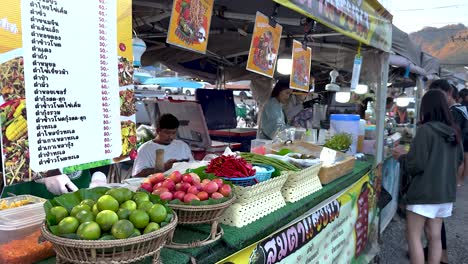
<box><xmin>0</xmin><ymin>0</ymin><xmax>396</xmax><ymax>263</ymax></box>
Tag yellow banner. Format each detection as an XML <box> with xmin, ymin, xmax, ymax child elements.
<box><xmin>246</xmin><ymin>12</ymin><xmax>283</xmax><ymax>78</ymax></box>
<box><xmin>166</xmin><ymin>0</ymin><xmax>214</xmax><ymax>54</ymax></box>
<box><xmin>290</xmin><ymin>40</ymin><xmax>312</xmax><ymax>92</ymax></box>
<box><xmin>273</xmin><ymin>0</ymin><xmax>392</xmax><ymax>52</ymax></box>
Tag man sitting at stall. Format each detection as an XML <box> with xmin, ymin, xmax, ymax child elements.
<box><xmin>132</xmin><ymin>114</ymin><xmax>194</xmax><ymax>178</ymax></box>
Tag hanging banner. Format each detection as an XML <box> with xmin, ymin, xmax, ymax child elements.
<box><xmin>246</xmin><ymin>12</ymin><xmax>283</xmax><ymax>78</ymax></box>
<box><xmin>273</xmin><ymin>0</ymin><xmax>393</xmax><ymax>52</ymax></box>
<box><xmin>166</xmin><ymin>0</ymin><xmax>214</xmax><ymax>54</ymax></box>
<box><xmin>290</xmin><ymin>40</ymin><xmax>312</xmax><ymax>92</ymax></box>
<box><xmin>0</xmin><ymin>0</ymin><xmax>135</xmax><ymax>185</ymax></box>
<box><xmin>218</xmin><ymin>171</ymin><xmax>382</xmax><ymax>264</ymax></box>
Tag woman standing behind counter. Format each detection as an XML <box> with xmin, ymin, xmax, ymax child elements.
<box><xmin>258</xmin><ymin>79</ymin><xmax>314</xmax><ymax>140</ymax></box>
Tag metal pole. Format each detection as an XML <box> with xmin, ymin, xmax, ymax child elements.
<box><xmin>375</xmin><ymin>52</ymin><xmax>390</xmax><ymax>166</ymax></box>
<box><xmin>414</xmin><ymin>76</ymin><xmax>425</xmax><ymax>125</ymax></box>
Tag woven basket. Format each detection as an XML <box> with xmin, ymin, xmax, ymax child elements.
<box><xmin>281</xmin><ymin>163</ymin><xmax>322</xmax><ymax>203</ymax></box>
<box><xmin>232</xmin><ymin>173</ymin><xmax>288</xmax><ymax>203</ymax></box>
<box><xmin>166</xmin><ymin>195</ymin><xmax>236</xmax><ymax>248</ymax></box>
<box><xmin>41</xmin><ymin>214</ymin><xmax>177</xmax><ymax>264</ymax></box>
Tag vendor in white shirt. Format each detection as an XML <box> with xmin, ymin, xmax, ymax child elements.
<box><xmin>132</xmin><ymin>114</ymin><xmax>194</xmax><ymax>177</ymax></box>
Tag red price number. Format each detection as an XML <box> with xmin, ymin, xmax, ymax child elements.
<box><xmin>105</xmin><ymin>149</ymin><xmax>111</xmax><ymax>154</ymax></box>
<box><xmin>102</xmin><ymin>96</ymin><xmax>108</xmax><ymax>101</ymax></box>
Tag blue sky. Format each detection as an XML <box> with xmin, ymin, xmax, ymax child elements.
<box><xmin>379</xmin><ymin>0</ymin><xmax>468</xmax><ymax>33</ymax></box>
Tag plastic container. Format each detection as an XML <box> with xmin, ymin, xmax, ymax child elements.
<box><xmin>293</xmin><ymin>128</ymin><xmax>306</xmax><ymax>141</ymax></box>
<box><xmin>252</xmin><ymin>164</ymin><xmax>275</xmax><ymax>182</ymax></box>
<box><xmin>250</xmin><ymin>139</ymin><xmax>271</xmax><ymax>155</ymax></box>
<box><xmin>0</xmin><ymin>203</ymin><xmax>45</xmax><ymax>243</ymax></box>
<box><xmin>330</xmin><ymin>114</ymin><xmax>360</xmax><ymax>154</ymax></box>
<box><xmin>365</xmin><ymin>125</ymin><xmax>377</xmax><ymax>140</ymax></box>
<box><xmin>357</xmin><ymin>119</ymin><xmax>366</xmax><ymax>153</ymax></box>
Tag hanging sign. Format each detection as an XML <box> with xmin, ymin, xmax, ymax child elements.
<box><xmin>166</xmin><ymin>0</ymin><xmax>214</xmax><ymax>54</ymax></box>
<box><xmin>246</xmin><ymin>12</ymin><xmax>283</xmax><ymax>78</ymax></box>
<box><xmin>0</xmin><ymin>0</ymin><xmax>135</xmax><ymax>185</ymax></box>
<box><xmin>290</xmin><ymin>40</ymin><xmax>312</xmax><ymax>92</ymax></box>
<box><xmin>350</xmin><ymin>55</ymin><xmax>363</xmax><ymax>91</ymax></box>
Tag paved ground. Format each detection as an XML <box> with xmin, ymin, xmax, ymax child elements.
<box><xmin>379</xmin><ymin>177</ymin><xmax>468</xmax><ymax>264</ymax></box>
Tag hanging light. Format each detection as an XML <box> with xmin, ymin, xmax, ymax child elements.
<box><xmin>335</xmin><ymin>87</ymin><xmax>351</xmax><ymax>103</ymax></box>
<box><xmin>355</xmin><ymin>84</ymin><xmax>368</xmax><ymax>94</ymax></box>
<box><xmin>132</xmin><ymin>37</ymin><xmax>146</xmax><ymax>67</ymax></box>
<box><xmin>395</xmin><ymin>91</ymin><xmax>411</xmax><ymax>107</ymax></box>
<box><xmin>277</xmin><ymin>58</ymin><xmax>293</xmax><ymax>75</ymax></box>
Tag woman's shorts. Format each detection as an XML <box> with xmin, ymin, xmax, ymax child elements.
<box><xmin>406</xmin><ymin>203</ymin><xmax>453</xmax><ymax>219</ymax></box>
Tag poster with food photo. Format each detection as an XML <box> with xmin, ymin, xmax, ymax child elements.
<box><xmin>246</xmin><ymin>12</ymin><xmax>283</xmax><ymax>78</ymax></box>
<box><xmin>290</xmin><ymin>40</ymin><xmax>312</xmax><ymax>92</ymax></box>
<box><xmin>166</xmin><ymin>0</ymin><xmax>214</xmax><ymax>54</ymax></box>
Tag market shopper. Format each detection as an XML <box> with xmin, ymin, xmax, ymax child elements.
<box><xmin>393</xmin><ymin>89</ymin><xmax>463</xmax><ymax>264</ymax></box>
<box><xmin>258</xmin><ymin>79</ymin><xmax>314</xmax><ymax>139</ymax></box>
<box><xmin>132</xmin><ymin>114</ymin><xmax>194</xmax><ymax>178</ymax></box>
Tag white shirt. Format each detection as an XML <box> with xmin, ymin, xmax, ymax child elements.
<box><xmin>132</xmin><ymin>140</ymin><xmax>194</xmax><ymax>176</ymax></box>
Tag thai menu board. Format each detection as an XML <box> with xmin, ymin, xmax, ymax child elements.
<box><xmin>0</xmin><ymin>0</ymin><xmax>135</xmax><ymax>185</ymax></box>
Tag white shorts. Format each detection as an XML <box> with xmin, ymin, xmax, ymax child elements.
<box><xmin>406</xmin><ymin>203</ymin><xmax>453</xmax><ymax>219</ymax></box>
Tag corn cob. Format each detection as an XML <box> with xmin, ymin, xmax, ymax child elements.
<box><xmin>13</xmin><ymin>99</ymin><xmax>26</xmax><ymax>118</ymax></box>
<box><xmin>6</xmin><ymin>115</ymin><xmax>27</xmax><ymax>141</ymax></box>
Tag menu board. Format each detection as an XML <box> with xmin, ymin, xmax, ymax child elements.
<box><xmin>0</xmin><ymin>0</ymin><xmax>135</xmax><ymax>185</ymax></box>
<box><xmin>290</xmin><ymin>40</ymin><xmax>312</xmax><ymax>92</ymax></box>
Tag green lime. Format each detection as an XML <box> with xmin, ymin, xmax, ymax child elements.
<box><xmin>92</xmin><ymin>204</ymin><xmax>100</xmax><ymax>216</ymax></box>
<box><xmin>106</xmin><ymin>188</ymin><xmax>129</xmax><ymax>204</ymax></box>
<box><xmin>111</xmin><ymin>220</ymin><xmax>134</xmax><ymax>239</ymax></box>
<box><xmin>117</xmin><ymin>208</ymin><xmax>131</xmax><ymax>220</ymax></box>
<box><xmin>133</xmin><ymin>192</ymin><xmax>149</xmax><ymax>203</ymax></box>
<box><xmin>133</xmin><ymin>228</ymin><xmax>141</xmax><ymax>236</ymax></box>
<box><xmin>99</xmin><ymin>235</ymin><xmax>116</xmax><ymax>240</ymax></box>
<box><xmin>58</xmin><ymin>217</ymin><xmax>80</xmax><ymax>234</ymax></box>
<box><xmin>143</xmin><ymin>222</ymin><xmax>160</xmax><ymax>234</ymax></box>
<box><xmin>76</xmin><ymin>221</ymin><xmax>101</xmax><ymax>240</ymax></box>
<box><xmin>129</xmin><ymin>210</ymin><xmax>150</xmax><ymax>229</ymax></box>
<box><xmin>96</xmin><ymin>210</ymin><xmax>119</xmax><ymax>231</ymax></box>
<box><xmin>147</xmin><ymin>204</ymin><xmax>167</xmax><ymax>224</ymax></box>
<box><xmin>80</xmin><ymin>199</ymin><xmax>95</xmax><ymax>209</ymax></box>
<box><xmin>97</xmin><ymin>195</ymin><xmax>119</xmax><ymax>212</ymax></box>
<box><xmin>50</xmin><ymin>206</ymin><xmax>68</xmax><ymax>224</ymax></box>
<box><xmin>164</xmin><ymin>213</ymin><xmax>173</xmax><ymax>223</ymax></box>
<box><xmin>70</xmin><ymin>204</ymin><xmax>91</xmax><ymax>217</ymax></box>
<box><xmin>75</xmin><ymin>210</ymin><xmax>94</xmax><ymax>224</ymax></box>
<box><xmin>138</xmin><ymin>201</ymin><xmax>153</xmax><ymax>212</ymax></box>
<box><xmin>120</xmin><ymin>200</ymin><xmax>137</xmax><ymax>211</ymax></box>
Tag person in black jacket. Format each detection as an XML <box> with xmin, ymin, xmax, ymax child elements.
<box><xmin>393</xmin><ymin>89</ymin><xmax>463</xmax><ymax>264</ymax></box>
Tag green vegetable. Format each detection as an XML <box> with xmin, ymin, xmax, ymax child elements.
<box><xmin>240</xmin><ymin>153</ymin><xmax>300</xmax><ymax>173</ymax></box>
<box><xmin>323</xmin><ymin>133</ymin><xmax>352</xmax><ymax>152</ymax></box>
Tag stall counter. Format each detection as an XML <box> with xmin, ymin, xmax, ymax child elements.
<box><xmin>36</xmin><ymin>159</ymin><xmax>373</xmax><ymax>264</ymax></box>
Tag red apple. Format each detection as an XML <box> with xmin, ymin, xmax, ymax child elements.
<box><xmin>175</xmin><ymin>183</ymin><xmax>183</xmax><ymax>191</ymax></box>
<box><xmin>152</xmin><ymin>187</ymin><xmax>169</xmax><ymax>195</ymax></box>
<box><xmin>182</xmin><ymin>174</ymin><xmax>193</xmax><ymax>184</ymax></box>
<box><xmin>149</xmin><ymin>173</ymin><xmax>165</xmax><ymax>185</ymax></box>
<box><xmin>194</xmin><ymin>183</ymin><xmax>203</xmax><ymax>191</ymax></box>
<box><xmin>162</xmin><ymin>179</ymin><xmax>175</xmax><ymax>191</ymax></box>
<box><xmin>188</xmin><ymin>173</ymin><xmax>201</xmax><ymax>184</ymax></box>
<box><xmin>181</xmin><ymin>182</ymin><xmax>191</xmax><ymax>192</ymax></box>
<box><xmin>183</xmin><ymin>193</ymin><xmax>200</xmax><ymax>203</ymax></box>
<box><xmin>168</xmin><ymin>171</ymin><xmax>183</xmax><ymax>183</ymax></box>
<box><xmin>212</xmin><ymin>178</ymin><xmax>224</xmax><ymax>188</ymax></box>
<box><xmin>211</xmin><ymin>192</ymin><xmax>224</xmax><ymax>199</ymax></box>
<box><xmin>187</xmin><ymin>186</ymin><xmax>199</xmax><ymax>195</ymax></box>
<box><xmin>201</xmin><ymin>179</ymin><xmax>211</xmax><ymax>186</ymax></box>
<box><xmin>173</xmin><ymin>191</ymin><xmax>186</xmax><ymax>201</ymax></box>
<box><xmin>203</xmin><ymin>182</ymin><xmax>219</xmax><ymax>194</ymax></box>
<box><xmin>196</xmin><ymin>191</ymin><xmax>209</xmax><ymax>201</ymax></box>
<box><xmin>160</xmin><ymin>192</ymin><xmax>173</xmax><ymax>201</ymax></box>
<box><xmin>154</xmin><ymin>182</ymin><xmax>163</xmax><ymax>189</ymax></box>
<box><xmin>141</xmin><ymin>183</ymin><xmax>153</xmax><ymax>192</ymax></box>
<box><xmin>219</xmin><ymin>184</ymin><xmax>232</xmax><ymax>197</ymax></box>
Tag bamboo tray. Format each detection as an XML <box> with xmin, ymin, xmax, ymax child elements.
<box><xmin>268</xmin><ymin>141</ymin><xmax>355</xmax><ymax>184</ymax></box>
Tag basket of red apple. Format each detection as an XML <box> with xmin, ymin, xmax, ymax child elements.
<box><xmin>139</xmin><ymin>171</ymin><xmax>235</xmax><ymax>248</ymax></box>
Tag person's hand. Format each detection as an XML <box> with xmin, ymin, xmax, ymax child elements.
<box><xmin>392</xmin><ymin>146</ymin><xmax>407</xmax><ymax>160</ymax></box>
<box><xmin>164</xmin><ymin>159</ymin><xmax>178</xmax><ymax>171</ymax></box>
<box><xmin>37</xmin><ymin>174</ymin><xmax>78</xmax><ymax>195</ymax></box>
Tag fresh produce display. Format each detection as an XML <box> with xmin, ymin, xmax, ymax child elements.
<box><xmin>44</xmin><ymin>187</ymin><xmax>173</xmax><ymax>240</ymax></box>
<box><xmin>323</xmin><ymin>133</ymin><xmax>352</xmax><ymax>152</ymax></box>
<box><xmin>139</xmin><ymin>171</ymin><xmax>233</xmax><ymax>204</ymax></box>
<box><xmin>119</xmin><ymin>89</ymin><xmax>136</xmax><ymax>116</ymax></box>
<box><xmin>114</xmin><ymin>120</ymin><xmax>137</xmax><ymax>162</ymax></box>
<box><xmin>206</xmin><ymin>155</ymin><xmax>256</xmax><ymax>177</ymax></box>
<box><xmin>240</xmin><ymin>152</ymin><xmax>300</xmax><ymax>172</ymax></box>
<box><xmin>118</xmin><ymin>57</ymin><xmax>134</xmax><ymax>87</ymax></box>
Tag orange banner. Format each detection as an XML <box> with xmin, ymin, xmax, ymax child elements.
<box><xmin>290</xmin><ymin>40</ymin><xmax>312</xmax><ymax>92</ymax></box>
<box><xmin>246</xmin><ymin>12</ymin><xmax>283</xmax><ymax>78</ymax></box>
<box><xmin>166</xmin><ymin>0</ymin><xmax>214</xmax><ymax>54</ymax></box>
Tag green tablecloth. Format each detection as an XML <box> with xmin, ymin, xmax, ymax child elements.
<box><xmin>36</xmin><ymin>159</ymin><xmax>372</xmax><ymax>264</ymax></box>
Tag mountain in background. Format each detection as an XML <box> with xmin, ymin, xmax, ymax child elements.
<box><xmin>409</xmin><ymin>24</ymin><xmax>468</xmax><ymax>70</ymax></box>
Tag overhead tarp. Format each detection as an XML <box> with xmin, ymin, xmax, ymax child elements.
<box><xmin>421</xmin><ymin>52</ymin><xmax>440</xmax><ymax>76</ymax></box>
<box><xmin>273</xmin><ymin>0</ymin><xmax>393</xmax><ymax>52</ymax></box>
<box><xmin>391</xmin><ymin>25</ymin><xmax>422</xmax><ymax>67</ymax></box>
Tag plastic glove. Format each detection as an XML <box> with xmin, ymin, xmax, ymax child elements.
<box><xmin>38</xmin><ymin>174</ymin><xmax>78</xmax><ymax>195</ymax></box>
<box><xmin>89</xmin><ymin>172</ymin><xmax>107</xmax><ymax>188</ymax></box>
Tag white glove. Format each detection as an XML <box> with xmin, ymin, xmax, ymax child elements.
<box><xmin>38</xmin><ymin>174</ymin><xmax>79</xmax><ymax>195</ymax></box>
<box><xmin>89</xmin><ymin>172</ymin><xmax>107</xmax><ymax>188</ymax></box>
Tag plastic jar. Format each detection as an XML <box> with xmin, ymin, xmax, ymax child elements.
<box><xmin>330</xmin><ymin>114</ymin><xmax>360</xmax><ymax>154</ymax></box>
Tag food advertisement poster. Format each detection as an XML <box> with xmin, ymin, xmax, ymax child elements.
<box><xmin>246</xmin><ymin>12</ymin><xmax>283</xmax><ymax>78</ymax></box>
<box><xmin>0</xmin><ymin>0</ymin><xmax>135</xmax><ymax>185</ymax></box>
<box><xmin>166</xmin><ymin>0</ymin><xmax>214</xmax><ymax>54</ymax></box>
<box><xmin>218</xmin><ymin>172</ymin><xmax>381</xmax><ymax>264</ymax></box>
<box><xmin>290</xmin><ymin>40</ymin><xmax>312</xmax><ymax>92</ymax></box>
<box><xmin>273</xmin><ymin>0</ymin><xmax>393</xmax><ymax>52</ymax></box>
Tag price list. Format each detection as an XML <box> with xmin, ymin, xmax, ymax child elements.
<box><xmin>21</xmin><ymin>0</ymin><xmax>121</xmax><ymax>171</ymax></box>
